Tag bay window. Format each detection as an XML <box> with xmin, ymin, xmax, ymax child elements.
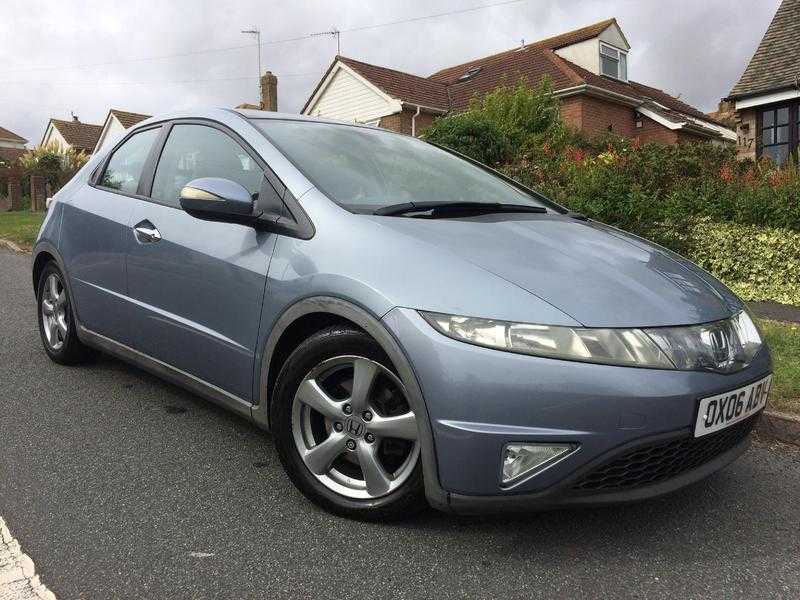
<box><xmin>760</xmin><ymin>103</ymin><xmax>799</xmax><ymax>165</ymax></box>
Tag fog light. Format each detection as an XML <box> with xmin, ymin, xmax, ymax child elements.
<box><xmin>501</xmin><ymin>443</ymin><xmax>577</xmax><ymax>485</ymax></box>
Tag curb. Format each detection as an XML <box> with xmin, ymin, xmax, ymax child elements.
<box><xmin>0</xmin><ymin>238</ymin><xmax>28</xmax><ymax>254</ymax></box>
<box><xmin>757</xmin><ymin>410</ymin><xmax>800</xmax><ymax>447</ymax></box>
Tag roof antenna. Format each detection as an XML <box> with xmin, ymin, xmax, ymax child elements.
<box><xmin>311</xmin><ymin>28</ymin><xmax>341</xmax><ymax>55</ymax></box>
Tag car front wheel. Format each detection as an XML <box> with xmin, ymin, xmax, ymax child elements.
<box><xmin>271</xmin><ymin>325</ymin><xmax>426</xmax><ymax>520</ymax></box>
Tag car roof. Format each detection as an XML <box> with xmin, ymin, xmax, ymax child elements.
<box><xmin>129</xmin><ymin>107</ymin><xmax>379</xmax><ymax>131</ymax></box>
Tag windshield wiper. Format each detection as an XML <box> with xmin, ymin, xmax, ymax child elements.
<box><xmin>373</xmin><ymin>201</ymin><xmax>548</xmax><ymax>217</ymax></box>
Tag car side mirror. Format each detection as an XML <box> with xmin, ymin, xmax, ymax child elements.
<box><xmin>179</xmin><ymin>177</ymin><xmax>256</xmax><ymax>223</ymax></box>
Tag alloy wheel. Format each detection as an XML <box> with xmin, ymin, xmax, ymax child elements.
<box><xmin>41</xmin><ymin>273</ymin><xmax>68</xmax><ymax>351</ymax></box>
<box><xmin>291</xmin><ymin>355</ymin><xmax>420</xmax><ymax>499</ymax></box>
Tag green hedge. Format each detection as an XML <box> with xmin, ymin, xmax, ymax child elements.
<box><xmin>424</xmin><ymin>80</ymin><xmax>800</xmax><ymax>305</ymax></box>
<box><xmin>652</xmin><ymin>219</ymin><xmax>800</xmax><ymax>305</ymax></box>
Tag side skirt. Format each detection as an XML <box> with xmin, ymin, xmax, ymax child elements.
<box><xmin>77</xmin><ymin>323</ymin><xmax>256</xmax><ymax>423</ymax></box>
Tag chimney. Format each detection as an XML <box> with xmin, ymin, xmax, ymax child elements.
<box><xmin>260</xmin><ymin>71</ymin><xmax>278</xmax><ymax>111</ymax></box>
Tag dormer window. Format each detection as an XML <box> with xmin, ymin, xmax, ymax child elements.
<box><xmin>600</xmin><ymin>44</ymin><xmax>627</xmax><ymax>81</ymax></box>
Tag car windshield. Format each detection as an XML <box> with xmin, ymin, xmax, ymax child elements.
<box><xmin>253</xmin><ymin>119</ymin><xmax>551</xmax><ymax>214</ymax></box>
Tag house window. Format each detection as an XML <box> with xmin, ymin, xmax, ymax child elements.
<box><xmin>760</xmin><ymin>104</ymin><xmax>798</xmax><ymax>165</ymax></box>
<box><xmin>600</xmin><ymin>44</ymin><xmax>627</xmax><ymax>81</ymax></box>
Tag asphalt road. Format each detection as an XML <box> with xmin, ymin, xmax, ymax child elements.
<box><xmin>1</xmin><ymin>248</ymin><xmax>799</xmax><ymax>600</ymax></box>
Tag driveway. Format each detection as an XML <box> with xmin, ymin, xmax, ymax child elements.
<box><xmin>1</xmin><ymin>248</ymin><xmax>798</xmax><ymax>599</ymax></box>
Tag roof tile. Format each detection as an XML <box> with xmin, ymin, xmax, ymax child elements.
<box><xmin>110</xmin><ymin>109</ymin><xmax>151</xmax><ymax>129</ymax></box>
<box><xmin>308</xmin><ymin>18</ymin><xmax>723</xmax><ymax>135</ymax></box>
<box><xmin>0</xmin><ymin>126</ymin><xmax>27</xmax><ymax>144</ymax></box>
<box><xmin>50</xmin><ymin>119</ymin><xmax>103</xmax><ymax>153</ymax></box>
<box><xmin>729</xmin><ymin>0</ymin><xmax>800</xmax><ymax>99</ymax></box>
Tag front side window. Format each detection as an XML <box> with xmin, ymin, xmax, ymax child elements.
<box><xmin>761</xmin><ymin>106</ymin><xmax>792</xmax><ymax>165</ymax></box>
<box><xmin>151</xmin><ymin>124</ymin><xmax>264</xmax><ymax>207</ymax></box>
<box><xmin>254</xmin><ymin>119</ymin><xmax>549</xmax><ymax>214</ymax></box>
<box><xmin>600</xmin><ymin>44</ymin><xmax>627</xmax><ymax>81</ymax></box>
<box><xmin>99</xmin><ymin>127</ymin><xmax>159</xmax><ymax>194</ymax></box>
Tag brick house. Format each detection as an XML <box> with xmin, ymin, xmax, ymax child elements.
<box><xmin>303</xmin><ymin>19</ymin><xmax>734</xmax><ymax>144</ymax></box>
<box><xmin>726</xmin><ymin>0</ymin><xmax>800</xmax><ymax>163</ymax></box>
<box><xmin>0</xmin><ymin>126</ymin><xmax>28</xmax><ymax>166</ymax></box>
<box><xmin>94</xmin><ymin>109</ymin><xmax>151</xmax><ymax>153</ymax></box>
<box><xmin>40</xmin><ymin>115</ymin><xmax>103</xmax><ymax>154</ymax></box>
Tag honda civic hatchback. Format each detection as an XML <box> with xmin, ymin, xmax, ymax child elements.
<box><xmin>33</xmin><ymin>108</ymin><xmax>771</xmax><ymax>520</ymax></box>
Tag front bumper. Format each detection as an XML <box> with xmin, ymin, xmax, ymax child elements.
<box><xmin>382</xmin><ymin>308</ymin><xmax>772</xmax><ymax>514</ymax></box>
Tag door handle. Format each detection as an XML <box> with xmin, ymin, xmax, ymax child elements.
<box><xmin>133</xmin><ymin>220</ymin><xmax>161</xmax><ymax>244</ymax></box>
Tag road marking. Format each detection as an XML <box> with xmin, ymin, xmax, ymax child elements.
<box><xmin>0</xmin><ymin>517</ymin><xmax>56</xmax><ymax>600</ymax></box>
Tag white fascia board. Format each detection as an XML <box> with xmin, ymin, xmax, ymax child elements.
<box><xmin>637</xmin><ymin>106</ymin><xmax>683</xmax><ymax>130</ymax></box>
<box><xmin>400</xmin><ymin>102</ymin><xmax>447</xmax><ymax>114</ymax></box>
<box><xmin>555</xmin><ymin>84</ymin><xmax>642</xmax><ymax>108</ymax></box>
<box><xmin>40</xmin><ymin>121</ymin><xmax>55</xmax><ymax>147</ymax></box>
<box><xmin>303</xmin><ymin>61</ymin><xmax>403</xmax><ymax>116</ymax></box>
<box><xmin>685</xmin><ymin>115</ymin><xmax>736</xmax><ymax>141</ymax></box>
<box><xmin>93</xmin><ymin>112</ymin><xmax>117</xmax><ymax>153</ymax></box>
<box><xmin>638</xmin><ymin>107</ymin><xmax>723</xmax><ymax>139</ymax></box>
<box><xmin>735</xmin><ymin>89</ymin><xmax>800</xmax><ymax>110</ymax></box>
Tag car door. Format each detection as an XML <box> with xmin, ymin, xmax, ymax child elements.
<box><xmin>125</xmin><ymin>121</ymin><xmax>279</xmax><ymax>401</ymax></box>
<box><xmin>59</xmin><ymin>125</ymin><xmax>162</xmax><ymax>345</ymax></box>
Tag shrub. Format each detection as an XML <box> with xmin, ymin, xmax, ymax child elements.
<box><xmin>658</xmin><ymin>219</ymin><xmax>800</xmax><ymax>305</ymax></box>
<box><xmin>424</xmin><ymin>77</ymin><xmax>570</xmax><ymax>166</ymax></box>
<box><xmin>19</xmin><ymin>142</ymin><xmax>89</xmax><ymax>191</ymax></box>
<box><xmin>423</xmin><ymin>112</ymin><xmax>511</xmax><ymax>166</ymax></box>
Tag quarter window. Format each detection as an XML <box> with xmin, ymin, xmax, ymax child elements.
<box><xmin>600</xmin><ymin>44</ymin><xmax>627</xmax><ymax>81</ymax></box>
<box><xmin>99</xmin><ymin>127</ymin><xmax>159</xmax><ymax>194</ymax></box>
<box><xmin>151</xmin><ymin>124</ymin><xmax>264</xmax><ymax>208</ymax></box>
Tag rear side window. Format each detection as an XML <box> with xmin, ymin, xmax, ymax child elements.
<box><xmin>151</xmin><ymin>124</ymin><xmax>264</xmax><ymax>208</ymax></box>
<box><xmin>99</xmin><ymin>127</ymin><xmax>159</xmax><ymax>194</ymax></box>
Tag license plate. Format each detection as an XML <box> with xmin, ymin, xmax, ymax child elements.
<box><xmin>694</xmin><ymin>375</ymin><xmax>772</xmax><ymax>438</ymax></box>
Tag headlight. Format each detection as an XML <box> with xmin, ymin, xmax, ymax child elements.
<box><xmin>643</xmin><ymin>310</ymin><xmax>762</xmax><ymax>373</ymax></box>
<box><xmin>419</xmin><ymin>310</ymin><xmax>763</xmax><ymax>373</ymax></box>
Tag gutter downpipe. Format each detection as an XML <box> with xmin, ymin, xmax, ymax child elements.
<box><xmin>411</xmin><ymin>105</ymin><xmax>421</xmax><ymax>137</ymax></box>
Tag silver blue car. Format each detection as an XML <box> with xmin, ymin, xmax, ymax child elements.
<box><xmin>33</xmin><ymin>108</ymin><xmax>772</xmax><ymax>520</ymax></box>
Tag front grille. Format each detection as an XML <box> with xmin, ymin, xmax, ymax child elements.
<box><xmin>572</xmin><ymin>416</ymin><xmax>757</xmax><ymax>493</ymax></box>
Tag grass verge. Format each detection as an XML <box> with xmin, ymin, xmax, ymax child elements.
<box><xmin>0</xmin><ymin>211</ymin><xmax>45</xmax><ymax>251</ymax></box>
<box><xmin>759</xmin><ymin>319</ymin><xmax>800</xmax><ymax>416</ymax></box>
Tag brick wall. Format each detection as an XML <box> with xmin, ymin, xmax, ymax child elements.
<box><xmin>561</xmin><ymin>95</ymin><xmax>708</xmax><ymax>146</ymax></box>
<box><xmin>560</xmin><ymin>94</ymin><xmax>640</xmax><ymax>138</ymax></box>
<box><xmin>379</xmin><ymin>108</ymin><xmax>436</xmax><ymax>137</ymax></box>
<box><xmin>635</xmin><ymin>116</ymin><xmax>679</xmax><ymax>145</ymax></box>
<box><xmin>560</xmin><ymin>96</ymin><xmax>583</xmax><ymax>131</ymax></box>
<box><xmin>580</xmin><ymin>95</ymin><xmax>637</xmax><ymax>137</ymax></box>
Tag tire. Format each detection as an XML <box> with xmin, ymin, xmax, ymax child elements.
<box><xmin>271</xmin><ymin>325</ymin><xmax>427</xmax><ymax>521</ymax></box>
<box><xmin>36</xmin><ymin>261</ymin><xmax>92</xmax><ymax>365</ymax></box>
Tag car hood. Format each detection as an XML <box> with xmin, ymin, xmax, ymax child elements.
<box><xmin>368</xmin><ymin>213</ymin><xmax>738</xmax><ymax>328</ymax></box>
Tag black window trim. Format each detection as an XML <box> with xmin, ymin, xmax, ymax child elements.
<box><xmin>91</xmin><ymin>117</ymin><xmax>314</xmax><ymax>239</ymax></box>
<box><xmin>89</xmin><ymin>123</ymin><xmax>165</xmax><ymax>202</ymax></box>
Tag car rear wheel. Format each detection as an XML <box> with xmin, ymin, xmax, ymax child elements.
<box><xmin>271</xmin><ymin>325</ymin><xmax>426</xmax><ymax>520</ymax></box>
<box><xmin>37</xmin><ymin>262</ymin><xmax>92</xmax><ymax>365</ymax></box>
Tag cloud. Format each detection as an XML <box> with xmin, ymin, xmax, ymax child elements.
<box><xmin>0</xmin><ymin>0</ymin><xmax>781</xmax><ymax>146</ymax></box>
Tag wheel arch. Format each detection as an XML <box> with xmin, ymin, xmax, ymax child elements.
<box><xmin>251</xmin><ymin>296</ymin><xmax>449</xmax><ymax>510</ymax></box>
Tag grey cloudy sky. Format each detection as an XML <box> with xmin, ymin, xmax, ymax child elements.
<box><xmin>0</xmin><ymin>0</ymin><xmax>780</xmax><ymax>145</ymax></box>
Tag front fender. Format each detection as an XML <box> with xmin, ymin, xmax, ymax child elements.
<box><xmin>251</xmin><ymin>295</ymin><xmax>449</xmax><ymax>511</ymax></box>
